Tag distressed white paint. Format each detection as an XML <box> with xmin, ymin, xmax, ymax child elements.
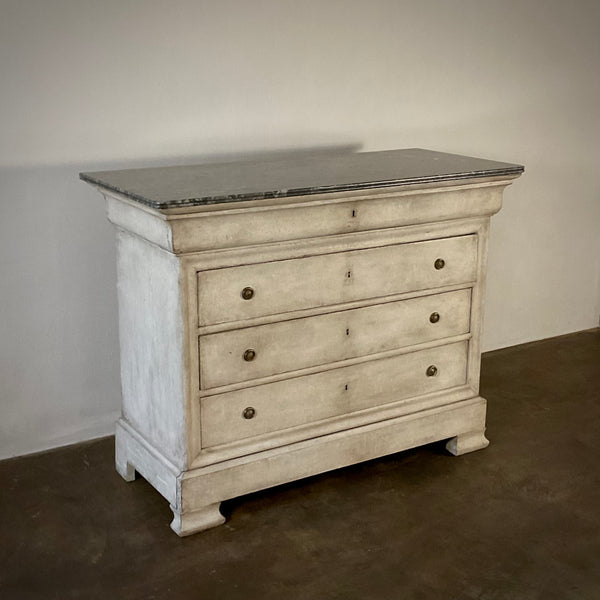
<box><xmin>178</xmin><ymin>397</ymin><xmax>489</xmax><ymax>527</ymax></box>
<box><xmin>168</xmin><ymin>181</ymin><xmax>504</xmax><ymax>253</ymax></box>
<box><xmin>199</xmin><ymin>289</ymin><xmax>471</xmax><ymax>389</ymax></box>
<box><xmin>89</xmin><ymin>171</ymin><xmax>520</xmax><ymax>535</ymax></box>
<box><xmin>197</xmin><ymin>234</ymin><xmax>477</xmax><ymax>325</ymax></box>
<box><xmin>1</xmin><ymin>1</ymin><xmax>599</xmax><ymax>462</ymax></box>
<box><xmin>115</xmin><ymin>231</ymin><xmax>189</xmax><ymax>468</ymax></box>
<box><xmin>194</xmin><ymin>384</ymin><xmax>476</xmax><ymax>468</ymax></box>
<box><xmin>201</xmin><ymin>340</ymin><xmax>469</xmax><ymax>447</ymax></box>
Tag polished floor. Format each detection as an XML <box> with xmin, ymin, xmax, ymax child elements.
<box><xmin>1</xmin><ymin>329</ymin><xmax>599</xmax><ymax>599</ymax></box>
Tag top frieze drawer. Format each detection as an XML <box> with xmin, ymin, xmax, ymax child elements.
<box><xmin>197</xmin><ymin>235</ymin><xmax>477</xmax><ymax>327</ymax></box>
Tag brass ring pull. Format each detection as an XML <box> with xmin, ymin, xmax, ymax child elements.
<box><xmin>242</xmin><ymin>407</ymin><xmax>256</xmax><ymax>419</ymax></box>
<box><xmin>241</xmin><ymin>287</ymin><xmax>254</xmax><ymax>300</ymax></box>
<box><xmin>434</xmin><ymin>258</ymin><xmax>445</xmax><ymax>270</ymax></box>
<box><xmin>426</xmin><ymin>365</ymin><xmax>438</xmax><ymax>377</ymax></box>
<box><xmin>243</xmin><ymin>348</ymin><xmax>256</xmax><ymax>362</ymax></box>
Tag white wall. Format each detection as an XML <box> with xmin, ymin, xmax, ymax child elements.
<box><xmin>1</xmin><ymin>0</ymin><xmax>599</xmax><ymax>459</ymax></box>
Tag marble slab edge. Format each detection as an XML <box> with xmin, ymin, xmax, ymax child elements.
<box><xmin>80</xmin><ymin>166</ymin><xmax>524</xmax><ymax>211</ymax></box>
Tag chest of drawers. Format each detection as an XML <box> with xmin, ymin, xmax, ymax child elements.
<box><xmin>81</xmin><ymin>148</ymin><xmax>523</xmax><ymax>535</ymax></box>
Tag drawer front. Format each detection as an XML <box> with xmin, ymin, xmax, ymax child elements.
<box><xmin>199</xmin><ymin>288</ymin><xmax>471</xmax><ymax>389</ymax></box>
<box><xmin>201</xmin><ymin>340</ymin><xmax>469</xmax><ymax>448</ymax></box>
<box><xmin>172</xmin><ymin>185</ymin><xmax>503</xmax><ymax>253</ymax></box>
<box><xmin>197</xmin><ymin>235</ymin><xmax>477</xmax><ymax>326</ymax></box>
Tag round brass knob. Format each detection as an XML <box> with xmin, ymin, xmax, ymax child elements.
<box><xmin>241</xmin><ymin>287</ymin><xmax>254</xmax><ymax>300</ymax></box>
<box><xmin>243</xmin><ymin>348</ymin><xmax>256</xmax><ymax>362</ymax></box>
<box><xmin>426</xmin><ymin>365</ymin><xmax>438</xmax><ymax>377</ymax></box>
<box><xmin>429</xmin><ymin>312</ymin><xmax>440</xmax><ymax>323</ymax></box>
<box><xmin>242</xmin><ymin>407</ymin><xmax>256</xmax><ymax>419</ymax></box>
<box><xmin>434</xmin><ymin>258</ymin><xmax>445</xmax><ymax>270</ymax></box>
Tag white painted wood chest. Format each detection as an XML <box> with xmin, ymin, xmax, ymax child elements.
<box><xmin>81</xmin><ymin>148</ymin><xmax>523</xmax><ymax>535</ymax></box>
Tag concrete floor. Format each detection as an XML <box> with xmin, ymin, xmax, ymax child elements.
<box><xmin>1</xmin><ymin>329</ymin><xmax>599</xmax><ymax>599</ymax></box>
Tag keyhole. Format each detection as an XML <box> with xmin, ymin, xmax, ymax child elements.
<box><xmin>351</xmin><ymin>209</ymin><xmax>357</xmax><ymax>217</ymax></box>
<box><xmin>345</xmin><ymin>384</ymin><xmax>349</xmax><ymax>391</ymax></box>
<box><xmin>346</xmin><ymin>328</ymin><xmax>350</xmax><ymax>336</ymax></box>
<box><xmin>347</xmin><ymin>271</ymin><xmax>351</xmax><ymax>278</ymax></box>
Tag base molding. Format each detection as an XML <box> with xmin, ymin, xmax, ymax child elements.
<box><xmin>115</xmin><ymin>419</ymin><xmax>180</xmax><ymax>506</ymax></box>
<box><xmin>116</xmin><ymin>396</ymin><xmax>489</xmax><ymax>535</ymax></box>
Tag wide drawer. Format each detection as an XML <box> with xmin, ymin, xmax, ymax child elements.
<box><xmin>197</xmin><ymin>235</ymin><xmax>477</xmax><ymax>326</ymax></box>
<box><xmin>199</xmin><ymin>288</ymin><xmax>471</xmax><ymax>389</ymax></box>
<box><xmin>200</xmin><ymin>340</ymin><xmax>469</xmax><ymax>448</ymax></box>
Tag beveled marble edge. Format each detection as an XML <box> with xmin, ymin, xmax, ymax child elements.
<box><xmin>80</xmin><ymin>149</ymin><xmax>524</xmax><ymax>210</ymax></box>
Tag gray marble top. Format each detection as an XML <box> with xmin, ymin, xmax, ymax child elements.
<box><xmin>80</xmin><ymin>148</ymin><xmax>524</xmax><ymax>210</ymax></box>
